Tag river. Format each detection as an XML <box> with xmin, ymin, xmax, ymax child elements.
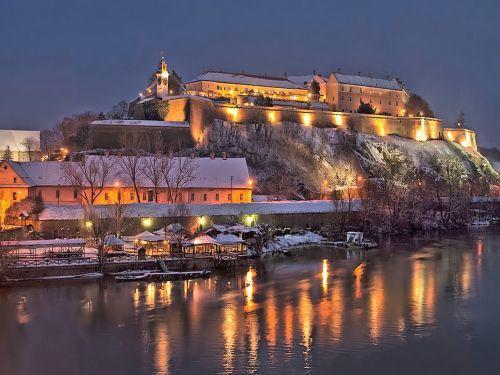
<box><xmin>1</xmin><ymin>230</ymin><xmax>499</xmax><ymax>374</ymax></box>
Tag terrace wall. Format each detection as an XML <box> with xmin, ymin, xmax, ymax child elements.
<box><xmin>166</xmin><ymin>96</ymin><xmax>478</xmax><ymax>149</ymax></box>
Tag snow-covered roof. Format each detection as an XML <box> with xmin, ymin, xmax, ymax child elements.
<box><xmin>4</xmin><ymin>156</ymin><xmax>250</xmax><ymax>189</ymax></box>
<box><xmin>287</xmin><ymin>75</ymin><xmax>326</xmax><ymax>87</ymax></box>
<box><xmin>184</xmin><ymin>234</ymin><xmax>220</xmax><ymax>246</ymax></box>
<box><xmin>186</xmin><ymin>72</ymin><xmax>307</xmax><ymax>90</ymax></box>
<box><xmin>90</xmin><ymin>119</ymin><xmax>189</xmax><ymax>128</ymax></box>
<box><xmin>134</xmin><ymin>231</ymin><xmax>163</xmax><ymax>242</ymax></box>
<box><xmin>154</xmin><ymin>223</ymin><xmax>185</xmax><ymax>235</ymax></box>
<box><xmin>213</xmin><ymin>233</ymin><xmax>246</xmax><ymax>245</ymax></box>
<box><xmin>7</xmin><ymin>161</ymin><xmax>68</xmax><ymax>186</ymax></box>
<box><xmin>332</xmin><ymin>73</ymin><xmax>403</xmax><ymax>90</ymax></box>
<box><xmin>104</xmin><ymin>235</ymin><xmax>125</xmax><ymax>246</ymax></box>
<box><xmin>0</xmin><ymin>130</ymin><xmax>40</xmax><ymax>152</ymax></box>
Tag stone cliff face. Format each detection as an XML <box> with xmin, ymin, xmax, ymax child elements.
<box><xmin>193</xmin><ymin>120</ymin><xmax>497</xmax><ymax>199</ymax></box>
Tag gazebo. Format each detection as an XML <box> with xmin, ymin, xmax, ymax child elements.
<box><xmin>133</xmin><ymin>231</ymin><xmax>168</xmax><ymax>256</ymax></box>
<box><xmin>182</xmin><ymin>234</ymin><xmax>220</xmax><ymax>257</ymax></box>
<box><xmin>213</xmin><ymin>233</ymin><xmax>248</xmax><ymax>254</ymax></box>
<box><xmin>103</xmin><ymin>235</ymin><xmax>125</xmax><ymax>254</ymax></box>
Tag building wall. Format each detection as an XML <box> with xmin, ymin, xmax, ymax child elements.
<box><xmin>91</xmin><ymin>187</ymin><xmax>252</xmax><ymax>205</ymax></box>
<box><xmin>30</xmin><ymin>186</ymin><xmax>80</xmax><ymax>205</ymax></box>
<box><xmin>325</xmin><ymin>76</ymin><xmax>410</xmax><ymax>116</ymax></box>
<box><xmin>88</xmin><ymin>125</ymin><xmax>193</xmax><ymax>152</ymax></box>
<box><xmin>185</xmin><ymin>80</ymin><xmax>309</xmax><ymax>102</ymax></box>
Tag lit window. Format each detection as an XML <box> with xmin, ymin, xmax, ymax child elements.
<box><xmin>105</xmin><ymin>193</ymin><xmax>109</xmax><ymax>201</ymax></box>
<box><xmin>240</xmin><ymin>193</ymin><xmax>243</xmax><ymax>201</ymax></box>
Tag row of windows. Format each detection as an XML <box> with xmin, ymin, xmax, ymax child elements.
<box><xmin>340</xmin><ymin>96</ymin><xmax>399</xmax><ymax>106</ymax></box>
<box><xmin>102</xmin><ymin>191</ymin><xmax>247</xmax><ymax>203</ymax></box>
<box><xmin>341</xmin><ymin>85</ymin><xmax>399</xmax><ymax>97</ymax></box>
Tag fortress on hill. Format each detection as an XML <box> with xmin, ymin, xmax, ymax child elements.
<box><xmin>89</xmin><ymin>57</ymin><xmax>477</xmax><ymax>152</ymax></box>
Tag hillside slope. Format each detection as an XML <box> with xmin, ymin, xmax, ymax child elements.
<box><xmin>194</xmin><ymin>120</ymin><xmax>497</xmax><ymax>198</ymax></box>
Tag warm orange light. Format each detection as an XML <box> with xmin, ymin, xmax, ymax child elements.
<box><xmin>248</xmin><ymin>179</ymin><xmax>253</xmax><ymax>187</ymax></box>
<box><xmin>114</xmin><ymin>181</ymin><xmax>120</xmax><ymax>187</ymax></box>
<box><xmin>302</xmin><ymin>113</ymin><xmax>312</xmax><ymax>127</ymax></box>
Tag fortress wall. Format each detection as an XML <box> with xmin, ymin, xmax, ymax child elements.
<box><xmin>166</xmin><ymin>96</ymin><xmax>478</xmax><ymax>149</ymax></box>
<box><xmin>442</xmin><ymin>128</ymin><xmax>477</xmax><ymax>151</ymax></box>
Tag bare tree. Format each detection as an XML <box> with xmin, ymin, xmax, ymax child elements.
<box><xmin>162</xmin><ymin>157</ymin><xmax>198</xmax><ymax>203</ymax></box>
<box><xmin>141</xmin><ymin>155</ymin><xmax>165</xmax><ymax>203</ymax></box>
<box><xmin>84</xmin><ymin>206</ymin><xmax>112</xmax><ymax>272</ymax></box>
<box><xmin>21</xmin><ymin>137</ymin><xmax>39</xmax><ymax>162</ymax></box>
<box><xmin>60</xmin><ymin>156</ymin><xmax>114</xmax><ymax>206</ymax></box>
<box><xmin>118</xmin><ymin>131</ymin><xmax>145</xmax><ymax>202</ymax></box>
<box><xmin>40</xmin><ymin>129</ymin><xmax>62</xmax><ymax>158</ymax></box>
<box><xmin>165</xmin><ymin>204</ymin><xmax>192</xmax><ymax>255</ymax></box>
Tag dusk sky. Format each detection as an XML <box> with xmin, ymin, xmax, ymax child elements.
<box><xmin>1</xmin><ymin>0</ymin><xmax>498</xmax><ymax>147</ymax></box>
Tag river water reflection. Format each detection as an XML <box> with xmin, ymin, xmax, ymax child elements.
<box><xmin>1</xmin><ymin>231</ymin><xmax>499</xmax><ymax>374</ymax></box>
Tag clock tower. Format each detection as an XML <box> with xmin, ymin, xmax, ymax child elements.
<box><xmin>156</xmin><ymin>57</ymin><xmax>170</xmax><ymax>99</ymax></box>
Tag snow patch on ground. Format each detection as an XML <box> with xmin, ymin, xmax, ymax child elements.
<box><xmin>262</xmin><ymin>231</ymin><xmax>325</xmax><ymax>254</ymax></box>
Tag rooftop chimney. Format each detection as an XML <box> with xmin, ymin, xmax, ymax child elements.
<box><xmin>368</xmin><ymin>72</ymin><xmax>372</xmax><ymax>78</ymax></box>
<box><xmin>210</xmin><ymin>151</ymin><xmax>215</xmax><ymax>160</ymax></box>
<box><xmin>313</xmin><ymin>69</ymin><xmax>316</xmax><ymax>75</ymax></box>
<box><xmin>222</xmin><ymin>152</ymin><xmax>227</xmax><ymax>160</ymax></box>
<box><xmin>358</xmin><ymin>71</ymin><xmax>361</xmax><ymax>76</ymax></box>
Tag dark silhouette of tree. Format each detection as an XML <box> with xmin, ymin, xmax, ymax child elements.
<box><xmin>357</xmin><ymin>101</ymin><xmax>375</xmax><ymax>114</ymax></box>
<box><xmin>310</xmin><ymin>80</ymin><xmax>320</xmax><ymax>95</ymax></box>
<box><xmin>455</xmin><ymin>111</ymin><xmax>465</xmax><ymax>128</ymax></box>
<box><xmin>254</xmin><ymin>95</ymin><xmax>273</xmax><ymax>107</ymax></box>
<box><xmin>404</xmin><ymin>94</ymin><xmax>434</xmax><ymax>117</ymax></box>
<box><xmin>2</xmin><ymin>146</ymin><xmax>12</xmax><ymax>161</ymax></box>
<box><xmin>107</xmin><ymin>100</ymin><xmax>129</xmax><ymax>119</ymax></box>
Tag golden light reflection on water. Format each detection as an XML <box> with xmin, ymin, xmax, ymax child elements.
<box><xmin>369</xmin><ymin>270</ymin><xmax>384</xmax><ymax>343</ymax></box>
<box><xmin>222</xmin><ymin>303</ymin><xmax>238</xmax><ymax>374</ymax></box>
<box><xmin>284</xmin><ymin>303</ymin><xmax>294</xmax><ymax>356</ymax></box>
<box><xmin>460</xmin><ymin>252</ymin><xmax>473</xmax><ymax>298</ymax></box>
<box><xmin>244</xmin><ymin>267</ymin><xmax>257</xmax><ymax>310</ymax></box>
<box><xmin>155</xmin><ymin>322</ymin><xmax>170</xmax><ymax>375</ymax></box>
<box><xmin>159</xmin><ymin>281</ymin><xmax>173</xmax><ymax>306</ymax></box>
<box><xmin>146</xmin><ymin>283</ymin><xmax>156</xmax><ymax>308</ymax></box>
<box><xmin>353</xmin><ymin>262</ymin><xmax>365</xmax><ymax>299</ymax></box>
<box><xmin>410</xmin><ymin>259</ymin><xmax>436</xmax><ymax>327</ymax></box>
<box><xmin>321</xmin><ymin>259</ymin><xmax>329</xmax><ymax>297</ymax></box>
<box><xmin>299</xmin><ymin>283</ymin><xmax>313</xmax><ymax>367</ymax></box>
<box><xmin>246</xmin><ymin>308</ymin><xmax>260</xmax><ymax>371</ymax></box>
<box><xmin>266</xmin><ymin>288</ymin><xmax>277</xmax><ymax>352</ymax></box>
<box><xmin>16</xmin><ymin>297</ymin><xmax>29</xmax><ymax>325</ymax></box>
<box><xmin>331</xmin><ymin>278</ymin><xmax>344</xmax><ymax>342</ymax></box>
